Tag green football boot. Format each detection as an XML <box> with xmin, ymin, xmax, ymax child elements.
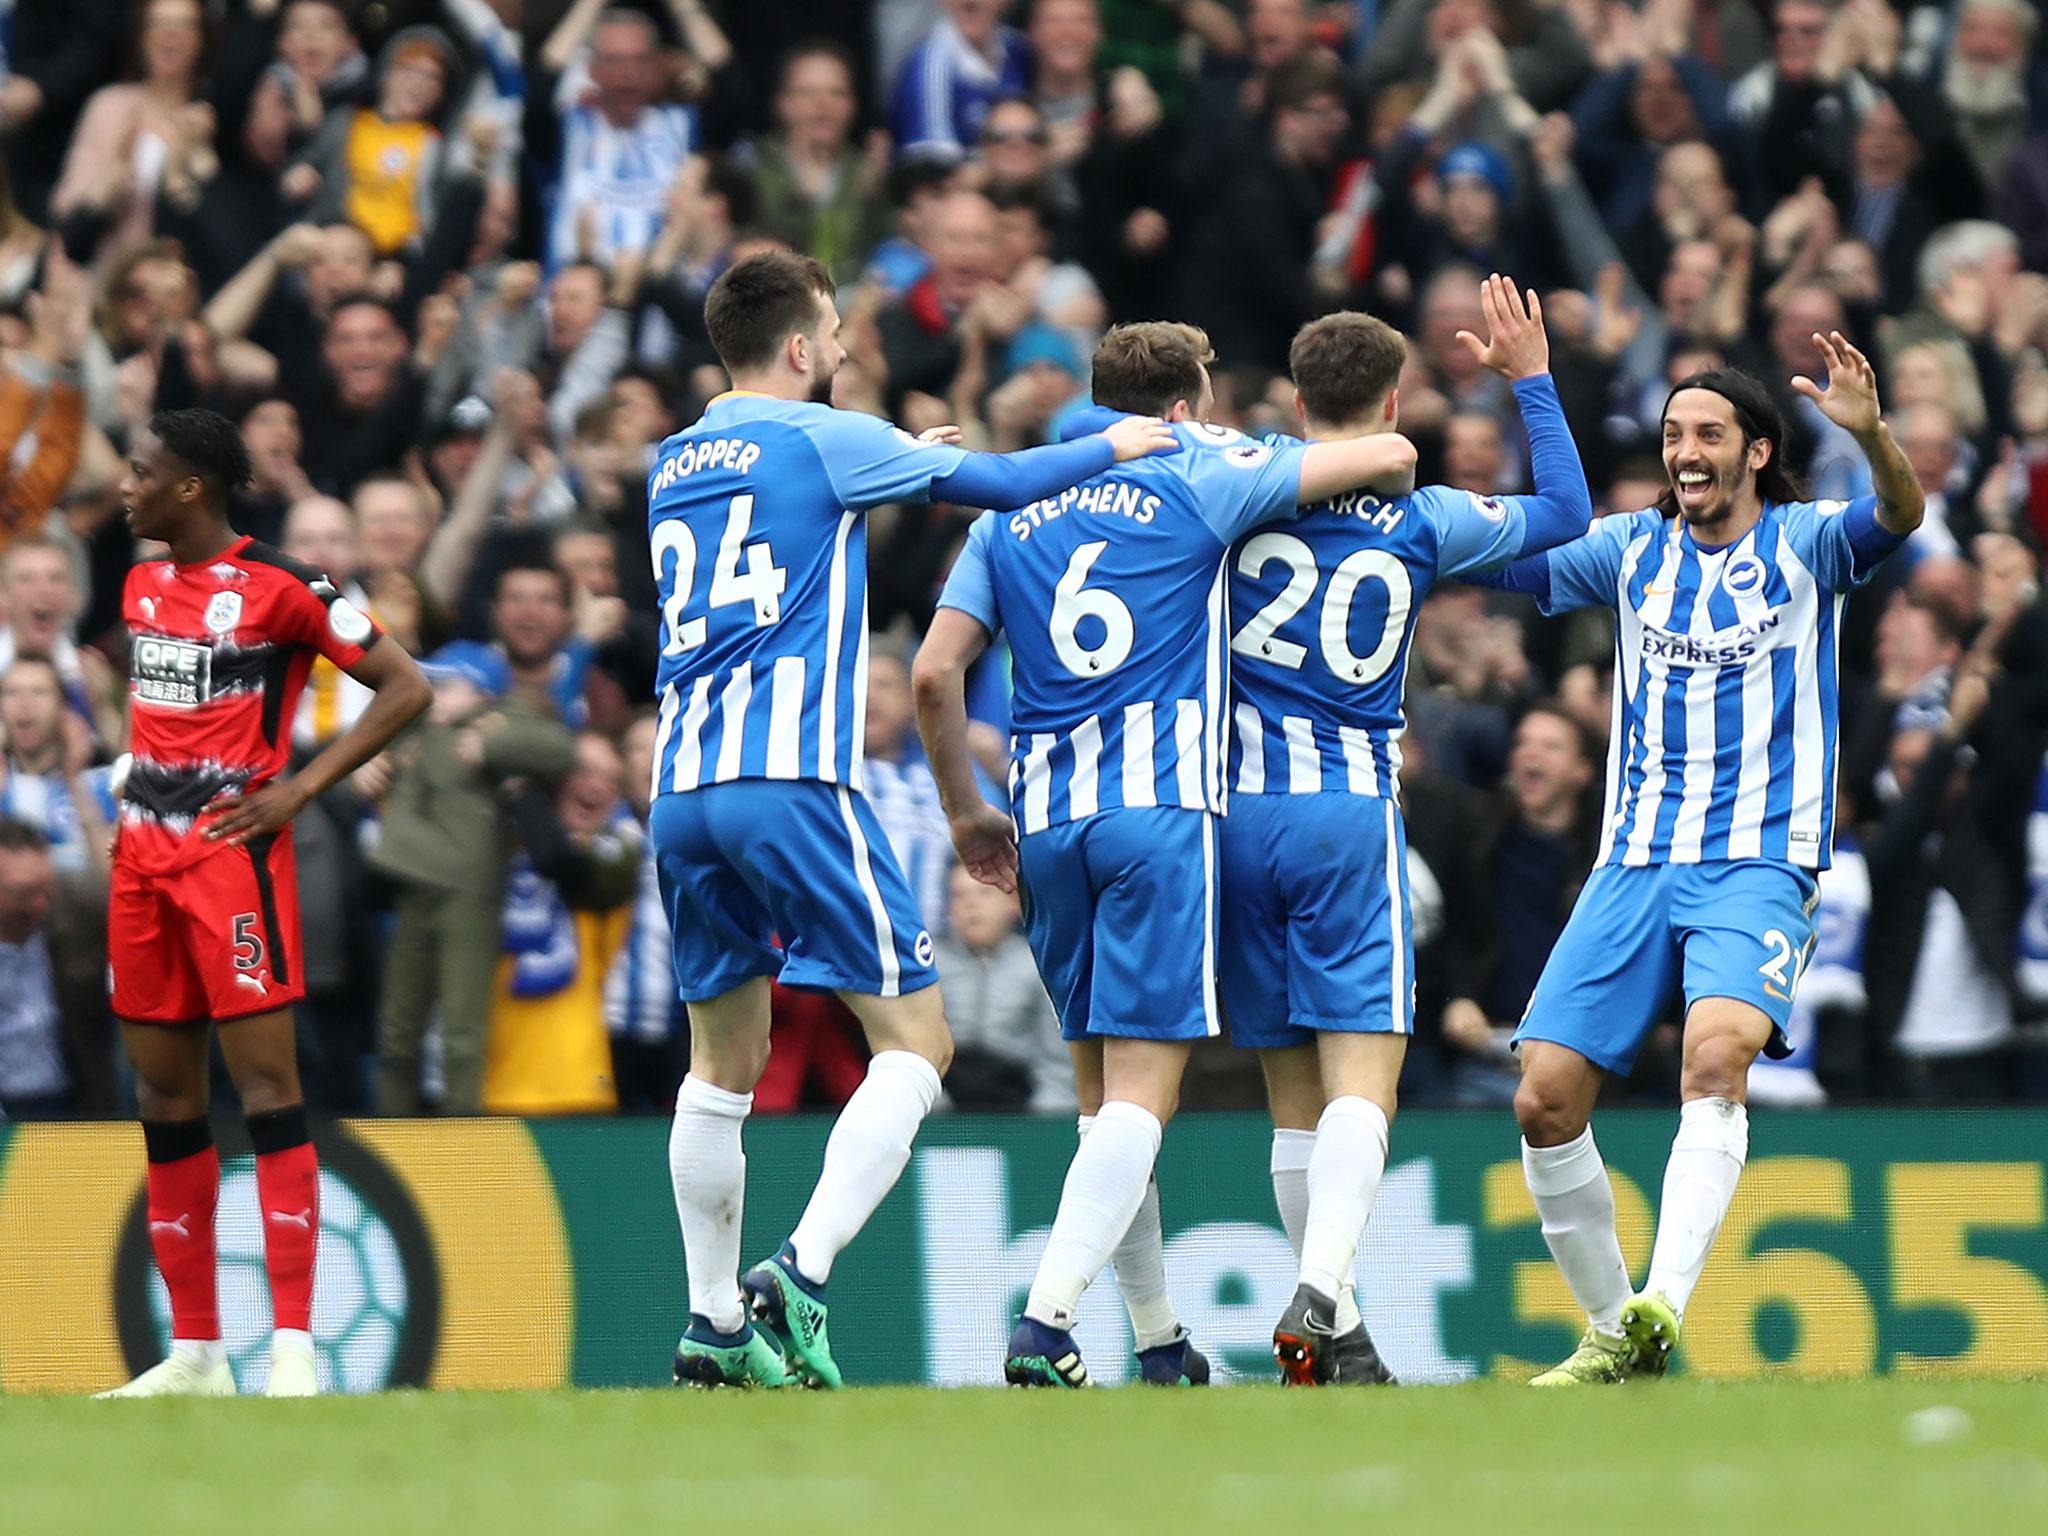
<box><xmin>1528</xmin><ymin>1326</ymin><xmax>1635</xmax><ymax>1386</ymax></box>
<box><xmin>673</xmin><ymin>1317</ymin><xmax>791</xmax><ymax>1389</ymax></box>
<box><xmin>1620</xmin><ymin>1291</ymin><xmax>1681</xmax><ymax>1376</ymax></box>
<box><xmin>743</xmin><ymin>1245</ymin><xmax>843</xmax><ymax>1389</ymax></box>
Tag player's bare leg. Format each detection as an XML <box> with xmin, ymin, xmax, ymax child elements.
<box><xmin>216</xmin><ymin>1006</ymin><xmax>321</xmax><ymax>1396</ymax></box>
<box><xmin>1010</xmin><ymin>1038</ymin><xmax>1191</xmax><ymax>1387</ymax></box>
<box><xmin>1516</xmin><ymin>1039</ymin><xmax>1638</xmax><ymax>1384</ymax></box>
<box><xmin>1624</xmin><ymin>999</ymin><xmax>1770</xmax><ymax>1374</ymax></box>
<box><xmin>1265</xmin><ymin>1038</ymin><xmax>1401</xmax><ymax>1385</ymax></box>
<box><xmin>1070</xmin><ymin>1039</ymin><xmax>1205</xmax><ymax>1385</ymax></box>
<box><xmin>97</xmin><ymin>1021</ymin><xmax>235</xmax><ymax>1398</ymax></box>
<box><xmin>739</xmin><ymin>984</ymin><xmax>950</xmax><ymax>1389</ymax></box>
<box><xmin>666</xmin><ymin>978</ymin><xmax>788</xmax><ymax>1387</ymax></box>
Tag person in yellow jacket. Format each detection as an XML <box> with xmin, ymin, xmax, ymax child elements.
<box><xmin>482</xmin><ymin>731</ymin><xmax>641</xmax><ymax>1115</ymax></box>
<box><xmin>284</xmin><ymin>26</ymin><xmax>458</xmax><ymax>256</ymax></box>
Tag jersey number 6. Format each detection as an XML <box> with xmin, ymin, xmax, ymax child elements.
<box><xmin>1049</xmin><ymin>541</ymin><xmax>1136</xmax><ymax>678</ymax></box>
<box><xmin>655</xmin><ymin>494</ymin><xmax>791</xmax><ymax>656</ymax></box>
<box><xmin>1230</xmin><ymin>534</ymin><xmax>1413</xmax><ymax>685</ymax></box>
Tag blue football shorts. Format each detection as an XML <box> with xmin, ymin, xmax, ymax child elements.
<box><xmin>1512</xmin><ymin>859</ymin><xmax>1819</xmax><ymax>1073</ymax></box>
<box><xmin>651</xmin><ymin>779</ymin><xmax>937</xmax><ymax>1002</ymax></box>
<box><xmin>1017</xmin><ymin>805</ymin><xmax>1219</xmax><ymax>1042</ymax></box>
<box><xmin>1218</xmin><ymin>793</ymin><xmax>1414</xmax><ymax>1051</ymax></box>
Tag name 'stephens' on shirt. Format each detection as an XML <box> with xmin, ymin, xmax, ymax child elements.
<box><xmin>1008</xmin><ymin>479</ymin><xmax>1163</xmax><ymax>538</ymax></box>
<box><xmin>650</xmin><ymin>436</ymin><xmax>763</xmax><ymax>492</ymax></box>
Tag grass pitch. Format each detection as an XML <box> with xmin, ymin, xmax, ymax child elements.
<box><xmin>5</xmin><ymin>1379</ymin><xmax>2045</xmax><ymax>1535</ymax></box>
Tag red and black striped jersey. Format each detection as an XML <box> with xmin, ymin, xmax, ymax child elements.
<box><xmin>118</xmin><ymin>536</ymin><xmax>379</xmax><ymax>874</ymax></box>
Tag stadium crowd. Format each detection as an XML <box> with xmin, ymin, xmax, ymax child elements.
<box><xmin>0</xmin><ymin>0</ymin><xmax>2045</xmax><ymax>1121</ymax></box>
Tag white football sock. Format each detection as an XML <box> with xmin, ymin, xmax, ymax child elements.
<box><xmin>669</xmin><ymin>1074</ymin><xmax>752</xmax><ymax>1333</ymax></box>
<box><xmin>787</xmin><ymin>1050</ymin><xmax>941</xmax><ymax>1285</ymax></box>
<box><xmin>1645</xmin><ymin>1097</ymin><xmax>1748</xmax><ymax>1318</ymax></box>
<box><xmin>1269</xmin><ymin>1127</ymin><xmax>1314</xmax><ymax>1255</ymax></box>
<box><xmin>1522</xmin><ymin>1126</ymin><xmax>1632</xmax><ymax>1337</ymax></box>
<box><xmin>170</xmin><ymin>1338</ymin><xmax>226</xmax><ymax>1370</ymax></box>
<box><xmin>1300</xmin><ymin>1097</ymin><xmax>1389</xmax><ymax>1306</ymax></box>
<box><xmin>1083</xmin><ymin>1115</ymin><xmax>1182</xmax><ymax>1351</ymax></box>
<box><xmin>1025</xmin><ymin>1100</ymin><xmax>1162</xmax><ymax>1331</ymax></box>
<box><xmin>1272</xmin><ymin>1126</ymin><xmax>1362</xmax><ymax>1332</ymax></box>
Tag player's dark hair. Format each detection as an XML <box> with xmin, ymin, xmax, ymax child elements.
<box><xmin>1290</xmin><ymin>311</ymin><xmax>1406</xmax><ymax>428</ymax></box>
<box><xmin>1655</xmin><ymin>369</ymin><xmax>1806</xmax><ymax>519</ymax></box>
<box><xmin>703</xmin><ymin>251</ymin><xmax>836</xmax><ymax>375</ymax></box>
<box><xmin>1091</xmin><ymin>322</ymin><xmax>1214</xmax><ymax>418</ymax></box>
<box><xmin>148</xmin><ymin>407</ymin><xmax>253</xmax><ymax>499</ymax></box>
<box><xmin>0</xmin><ymin>815</ymin><xmax>49</xmax><ymax>855</ymax></box>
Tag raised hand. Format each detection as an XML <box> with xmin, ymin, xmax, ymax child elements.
<box><xmin>1454</xmin><ymin>272</ymin><xmax>1550</xmax><ymax>381</ymax></box>
<box><xmin>1102</xmin><ymin>414</ymin><xmax>1177</xmax><ymax>462</ymax></box>
<box><xmin>1789</xmin><ymin>330</ymin><xmax>1881</xmax><ymax>438</ymax></box>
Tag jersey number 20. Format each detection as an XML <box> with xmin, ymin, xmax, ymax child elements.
<box><xmin>654</xmin><ymin>495</ymin><xmax>790</xmax><ymax>656</ymax></box>
<box><xmin>1230</xmin><ymin>534</ymin><xmax>1412</xmax><ymax>685</ymax></box>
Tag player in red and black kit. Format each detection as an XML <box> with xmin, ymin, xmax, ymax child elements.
<box><xmin>98</xmin><ymin>410</ymin><xmax>429</xmax><ymax>1398</ymax></box>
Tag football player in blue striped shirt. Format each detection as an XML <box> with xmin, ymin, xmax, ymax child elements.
<box><xmin>913</xmin><ymin>321</ymin><xmax>1420</xmax><ymax>1387</ymax></box>
<box><xmin>652</xmin><ymin>252</ymin><xmax>1173</xmax><ymax>1390</ymax></box>
<box><xmin>1225</xmin><ymin>279</ymin><xmax>1594</xmax><ymax>1386</ymax></box>
<box><xmin>1478</xmin><ymin>335</ymin><xmax>1924</xmax><ymax>1383</ymax></box>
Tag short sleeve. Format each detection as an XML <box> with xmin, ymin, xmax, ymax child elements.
<box><xmin>807</xmin><ymin>410</ymin><xmax>970</xmax><ymax>511</ymax></box>
<box><xmin>274</xmin><ymin>574</ymin><xmax>380</xmax><ymax>669</ymax></box>
<box><xmin>1782</xmin><ymin>496</ymin><xmax>1899</xmax><ymax>592</ymax></box>
<box><xmin>1184</xmin><ymin>426</ymin><xmax>1311</xmax><ymax>543</ymax></box>
<box><xmin>1412</xmin><ymin>484</ymin><xmax>1529</xmax><ymax>581</ymax></box>
<box><xmin>936</xmin><ymin>513</ymin><xmax>1001</xmax><ymax>635</ymax></box>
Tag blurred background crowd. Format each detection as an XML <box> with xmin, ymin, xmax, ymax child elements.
<box><xmin>1</xmin><ymin>0</ymin><xmax>2046</xmax><ymax>1122</ymax></box>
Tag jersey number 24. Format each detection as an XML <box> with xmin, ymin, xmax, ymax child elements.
<box><xmin>654</xmin><ymin>495</ymin><xmax>790</xmax><ymax>655</ymax></box>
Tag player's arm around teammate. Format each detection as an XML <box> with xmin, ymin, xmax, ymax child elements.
<box><xmin>1270</xmin><ymin>275</ymin><xmax>1580</xmax><ymax>1141</ymax></box>
<box><xmin>1230</xmin><ymin>279</ymin><xmax>1589</xmax><ymax>1385</ymax></box>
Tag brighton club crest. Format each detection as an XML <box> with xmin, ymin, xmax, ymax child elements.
<box><xmin>204</xmin><ymin>591</ymin><xmax>244</xmax><ymax>635</ymax></box>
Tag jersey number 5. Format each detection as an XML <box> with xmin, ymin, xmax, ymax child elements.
<box><xmin>232</xmin><ymin>913</ymin><xmax>266</xmax><ymax>973</ymax></box>
<box><xmin>655</xmin><ymin>495</ymin><xmax>790</xmax><ymax>656</ymax></box>
<box><xmin>1230</xmin><ymin>534</ymin><xmax>1413</xmax><ymax>686</ymax></box>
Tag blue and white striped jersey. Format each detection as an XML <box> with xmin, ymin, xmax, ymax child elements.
<box><xmin>891</xmin><ymin>17</ymin><xmax>1031</xmax><ymax>160</ymax></box>
<box><xmin>938</xmin><ymin>421</ymin><xmax>1309</xmax><ymax>836</ymax></box>
<box><xmin>1228</xmin><ymin>465</ymin><xmax>1529</xmax><ymax>800</ymax></box>
<box><xmin>1522</xmin><ymin>496</ymin><xmax>1903</xmax><ymax>870</ymax></box>
<box><xmin>548</xmin><ymin>103</ymin><xmax>696</xmax><ymax>271</ymax></box>
<box><xmin>647</xmin><ymin>393</ymin><xmax>966</xmax><ymax>799</ymax></box>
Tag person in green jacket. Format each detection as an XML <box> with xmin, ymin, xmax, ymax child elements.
<box><xmin>368</xmin><ymin>640</ymin><xmax>576</xmax><ymax>1114</ymax></box>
